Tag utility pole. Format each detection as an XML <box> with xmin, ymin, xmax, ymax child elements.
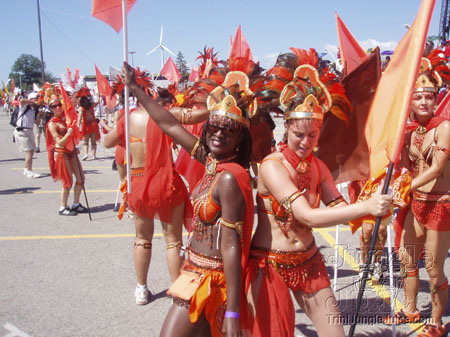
<box><xmin>36</xmin><ymin>0</ymin><xmax>45</xmax><ymax>84</ymax></box>
<box><xmin>129</xmin><ymin>51</ymin><xmax>136</xmax><ymax>66</ymax></box>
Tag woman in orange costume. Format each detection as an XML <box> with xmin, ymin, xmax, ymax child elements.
<box><xmin>76</xmin><ymin>88</ymin><xmax>100</xmax><ymax>160</ymax></box>
<box><xmin>103</xmin><ymin>70</ymin><xmax>191</xmax><ymax>306</ymax></box>
<box><xmin>383</xmin><ymin>52</ymin><xmax>450</xmax><ymax>337</ymax></box>
<box><xmin>45</xmin><ymin>86</ymin><xmax>87</xmax><ymax>216</ymax></box>
<box><xmin>123</xmin><ymin>54</ymin><xmax>258</xmax><ymax>336</ymax></box>
<box><xmin>243</xmin><ymin>49</ymin><xmax>392</xmax><ymax>337</ymax></box>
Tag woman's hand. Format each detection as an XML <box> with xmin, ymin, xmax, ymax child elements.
<box><xmin>121</xmin><ymin>62</ymin><xmax>137</xmax><ymax>87</ymax></box>
<box><xmin>365</xmin><ymin>189</ymin><xmax>392</xmax><ymax>217</ymax></box>
<box><xmin>222</xmin><ymin>317</ymin><xmax>242</xmax><ymax>337</ymax></box>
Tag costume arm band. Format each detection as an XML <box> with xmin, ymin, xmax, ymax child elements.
<box><xmin>280</xmin><ymin>190</ymin><xmax>305</xmax><ymax>214</ymax></box>
<box><xmin>218</xmin><ymin>218</ymin><xmax>243</xmax><ymax>238</ymax></box>
<box><xmin>181</xmin><ymin>108</ymin><xmax>192</xmax><ymax>124</ymax></box>
<box><xmin>326</xmin><ymin>195</ymin><xmax>347</xmax><ymax>207</ymax></box>
<box><xmin>190</xmin><ymin>138</ymin><xmax>200</xmax><ymax>158</ymax></box>
<box><xmin>436</xmin><ymin>146</ymin><xmax>450</xmax><ymax>157</ymax></box>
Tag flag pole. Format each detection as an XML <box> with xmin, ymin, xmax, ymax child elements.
<box><xmin>349</xmin><ymin>162</ymin><xmax>394</xmax><ymax>337</ymax></box>
<box><xmin>72</xmin><ymin>137</ymin><xmax>92</xmax><ymax>221</ymax></box>
<box><xmin>122</xmin><ymin>0</ymin><xmax>131</xmax><ymax>194</ymax></box>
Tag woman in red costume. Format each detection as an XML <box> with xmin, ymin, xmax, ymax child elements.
<box><xmin>103</xmin><ymin>70</ymin><xmax>191</xmax><ymax>306</ymax></box>
<box><xmin>76</xmin><ymin>88</ymin><xmax>100</xmax><ymax>160</ymax></box>
<box><xmin>45</xmin><ymin>87</ymin><xmax>87</xmax><ymax>216</ymax></box>
<box><xmin>243</xmin><ymin>49</ymin><xmax>392</xmax><ymax>337</ymax></box>
<box><xmin>123</xmin><ymin>56</ymin><xmax>257</xmax><ymax>337</ymax></box>
<box><xmin>384</xmin><ymin>54</ymin><xmax>450</xmax><ymax>337</ymax></box>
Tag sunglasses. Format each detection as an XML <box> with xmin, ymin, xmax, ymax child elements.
<box><xmin>50</xmin><ymin>103</ymin><xmax>62</xmax><ymax>109</ymax></box>
<box><xmin>206</xmin><ymin>124</ymin><xmax>239</xmax><ymax>137</ymax></box>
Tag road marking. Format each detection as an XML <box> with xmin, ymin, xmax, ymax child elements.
<box><xmin>3</xmin><ymin>322</ymin><xmax>32</xmax><ymax>337</ymax></box>
<box><xmin>0</xmin><ymin>232</ymin><xmax>189</xmax><ymax>241</ymax></box>
<box><xmin>12</xmin><ymin>189</ymin><xmax>116</xmax><ymax>194</ymax></box>
<box><xmin>317</xmin><ymin>229</ymin><xmax>425</xmax><ymax>334</ymax></box>
<box><xmin>11</xmin><ymin>166</ymin><xmax>111</xmax><ymax>171</ymax></box>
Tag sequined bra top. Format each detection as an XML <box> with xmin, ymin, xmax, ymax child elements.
<box><xmin>257</xmin><ymin>157</ymin><xmax>321</xmax><ymax>235</ymax></box>
<box><xmin>192</xmin><ymin>171</ymin><xmax>223</xmax><ymax>224</ymax></box>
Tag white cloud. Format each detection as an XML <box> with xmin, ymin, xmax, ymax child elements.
<box><xmin>255</xmin><ymin>53</ymin><xmax>279</xmax><ymax>69</ymax></box>
<box><xmin>359</xmin><ymin>38</ymin><xmax>397</xmax><ymax>51</ymax></box>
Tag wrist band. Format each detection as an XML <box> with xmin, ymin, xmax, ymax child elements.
<box><xmin>224</xmin><ymin>311</ymin><xmax>240</xmax><ymax>319</ymax></box>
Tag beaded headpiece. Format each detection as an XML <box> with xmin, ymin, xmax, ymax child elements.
<box><xmin>39</xmin><ymin>82</ymin><xmax>61</xmax><ymax>105</ymax></box>
<box><xmin>263</xmin><ymin>48</ymin><xmax>351</xmax><ymax>125</ymax></box>
<box><xmin>415</xmin><ymin>57</ymin><xmax>443</xmax><ymax>93</ymax></box>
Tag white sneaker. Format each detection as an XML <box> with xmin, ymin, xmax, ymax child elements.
<box><xmin>372</xmin><ymin>263</ymin><xmax>384</xmax><ymax>282</ymax></box>
<box><xmin>134</xmin><ymin>286</ymin><xmax>149</xmax><ymax>305</ymax></box>
<box><xmin>23</xmin><ymin>168</ymin><xmax>28</xmax><ymax>176</ymax></box>
<box><xmin>81</xmin><ymin>155</ymin><xmax>88</xmax><ymax>161</ymax></box>
<box><xmin>26</xmin><ymin>170</ymin><xmax>42</xmax><ymax>178</ymax></box>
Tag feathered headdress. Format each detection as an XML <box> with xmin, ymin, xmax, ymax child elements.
<box><xmin>196</xmin><ymin>46</ymin><xmax>219</xmax><ymax>79</ymax></box>
<box><xmin>184</xmin><ymin>47</ymin><xmax>265</xmax><ymax>128</ymax></box>
<box><xmin>111</xmin><ymin>67</ymin><xmax>154</xmax><ymax>97</ymax></box>
<box><xmin>75</xmin><ymin>87</ymin><xmax>92</xmax><ymax>98</ymax></box>
<box><xmin>39</xmin><ymin>82</ymin><xmax>61</xmax><ymax>105</ymax></box>
<box><xmin>60</xmin><ymin>67</ymin><xmax>84</xmax><ymax>93</ymax></box>
<box><xmin>262</xmin><ymin>48</ymin><xmax>351</xmax><ymax>125</ymax></box>
<box><xmin>415</xmin><ymin>47</ymin><xmax>450</xmax><ymax>93</ymax></box>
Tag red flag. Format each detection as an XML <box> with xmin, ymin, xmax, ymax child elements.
<box><xmin>92</xmin><ymin>0</ymin><xmax>136</xmax><ymax>33</ymax></box>
<box><xmin>229</xmin><ymin>25</ymin><xmax>253</xmax><ymax>60</ymax></box>
<box><xmin>95</xmin><ymin>64</ymin><xmax>117</xmax><ymax>109</ymax></box>
<box><xmin>58</xmin><ymin>80</ymin><xmax>80</xmax><ymax>143</ymax></box>
<box><xmin>435</xmin><ymin>89</ymin><xmax>450</xmax><ymax>119</ymax></box>
<box><xmin>365</xmin><ymin>0</ymin><xmax>435</xmax><ymax>176</ymax></box>
<box><xmin>188</xmin><ymin>66</ymin><xmax>199</xmax><ymax>82</ymax></box>
<box><xmin>160</xmin><ymin>57</ymin><xmax>181</xmax><ymax>83</ymax></box>
<box><xmin>335</xmin><ymin>12</ymin><xmax>368</xmax><ymax>76</ymax></box>
<box><xmin>317</xmin><ymin>48</ymin><xmax>381</xmax><ymax>183</ymax></box>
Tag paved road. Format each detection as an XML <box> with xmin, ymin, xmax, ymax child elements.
<box><xmin>0</xmin><ymin>110</ymin><xmax>448</xmax><ymax>337</ymax></box>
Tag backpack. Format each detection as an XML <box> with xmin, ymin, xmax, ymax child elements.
<box><xmin>10</xmin><ymin>105</ymin><xmax>31</xmax><ymax>127</ymax></box>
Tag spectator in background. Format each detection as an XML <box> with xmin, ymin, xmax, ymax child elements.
<box><xmin>14</xmin><ymin>92</ymin><xmax>42</xmax><ymax>178</ymax></box>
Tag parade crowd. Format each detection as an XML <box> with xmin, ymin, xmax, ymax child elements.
<box><xmin>2</xmin><ymin>35</ymin><xmax>450</xmax><ymax>337</ymax></box>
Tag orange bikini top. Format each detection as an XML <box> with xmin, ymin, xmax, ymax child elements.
<box><xmin>192</xmin><ymin>171</ymin><xmax>223</xmax><ymax>223</ymax></box>
<box><xmin>129</xmin><ymin>136</ymin><xmax>145</xmax><ymax>143</ymax></box>
<box><xmin>257</xmin><ymin>157</ymin><xmax>321</xmax><ymax>234</ymax></box>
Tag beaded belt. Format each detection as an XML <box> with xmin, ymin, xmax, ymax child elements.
<box><xmin>130</xmin><ymin>167</ymin><xmax>144</xmax><ymax>176</ymax></box>
<box><xmin>412</xmin><ymin>190</ymin><xmax>450</xmax><ymax>203</ymax></box>
<box><xmin>250</xmin><ymin>239</ymin><xmax>318</xmax><ymax>269</ymax></box>
<box><xmin>188</xmin><ymin>248</ymin><xmax>224</xmax><ymax>271</ymax></box>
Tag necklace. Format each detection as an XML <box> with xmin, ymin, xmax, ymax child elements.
<box><xmin>197</xmin><ymin>153</ymin><xmax>237</xmax><ymax>193</ymax></box>
<box><xmin>413</xmin><ymin>125</ymin><xmax>427</xmax><ymax>151</ymax></box>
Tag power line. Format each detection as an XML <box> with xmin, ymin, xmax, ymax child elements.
<box><xmin>40</xmin><ymin>10</ymin><xmax>96</xmax><ymax>66</ymax></box>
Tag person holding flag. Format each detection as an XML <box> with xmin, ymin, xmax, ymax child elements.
<box><xmin>384</xmin><ymin>52</ymin><xmax>450</xmax><ymax>337</ymax></box>
<box><xmin>121</xmin><ymin>49</ymin><xmax>258</xmax><ymax>335</ymax></box>
<box><xmin>242</xmin><ymin>49</ymin><xmax>392</xmax><ymax>337</ymax></box>
<box><xmin>44</xmin><ymin>84</ymin><xmax>87</xmax><ymax>216</ymax></box>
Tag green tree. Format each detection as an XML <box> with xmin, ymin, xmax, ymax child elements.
<box><xmin>8</xmin><ymin>54</ymin><xmax>56</xmax><ymax>91</ymax></box>
<box><xmin>175</xmin><ymin>51</ymin><xmax>189</xmax><ymax>82</ymax></box>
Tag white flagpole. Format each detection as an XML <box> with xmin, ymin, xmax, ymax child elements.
<box><xmin>387</xmin><ymin>217</ymin><xmax>396</xmax><ymax>337</ymax></box>
<box><xmin>122</xmin><ymin>0</ymin><xmax>131</xmax><ymax>194</ymax></box>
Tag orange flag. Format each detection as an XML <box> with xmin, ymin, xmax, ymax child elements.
<box><xmin>160</xmin><ymin>57</ymin><xmax>181</xmax><ymax>83</ymax></box>
<box><xmin>435</xmin><ymin>90</ymin><xmax>450</xmax><ymax>119</ymax></box>
<box><xmin>230</xmin><ymin>25</ymin><xmax>253</xmax><ymax>60</ymax></box>
<box><xmin>95</xmin><ymin>65</ymin><xmax>116</xmax><ymax>109</ymax></box>
<box><xmin>335</xmin><ymin>12</ymin><xmax>368</xmax><ymax>76</ymax></box>
<box><xmin>58</xmin><ymin>80</ymin><xmax>80</xmax><ymax>143</ymax></box>
<box><xmin>365</xmin><ymin>0</ymin><xmax>435</xmax><ymax>176</ymax></box>
<box><xmin>92</xmin><ymin>0</ymin><xmax>136</xmax><ymax>33</ymax></box>
<box><xmin>10</xmin><ymin>78</ymin><xmax>16</xmax><ymax>94</ymax></box>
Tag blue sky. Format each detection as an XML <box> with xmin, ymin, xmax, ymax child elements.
<box><xmin>0</xmin><ymin>0</ymin><xmax>443</xmax><ymax>87</ymax></box>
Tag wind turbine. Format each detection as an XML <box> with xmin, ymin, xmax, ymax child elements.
<box><xmin>146</xmin><ymin>25</ymin><xmax>176</xmax><ymax>69</ymax></box>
